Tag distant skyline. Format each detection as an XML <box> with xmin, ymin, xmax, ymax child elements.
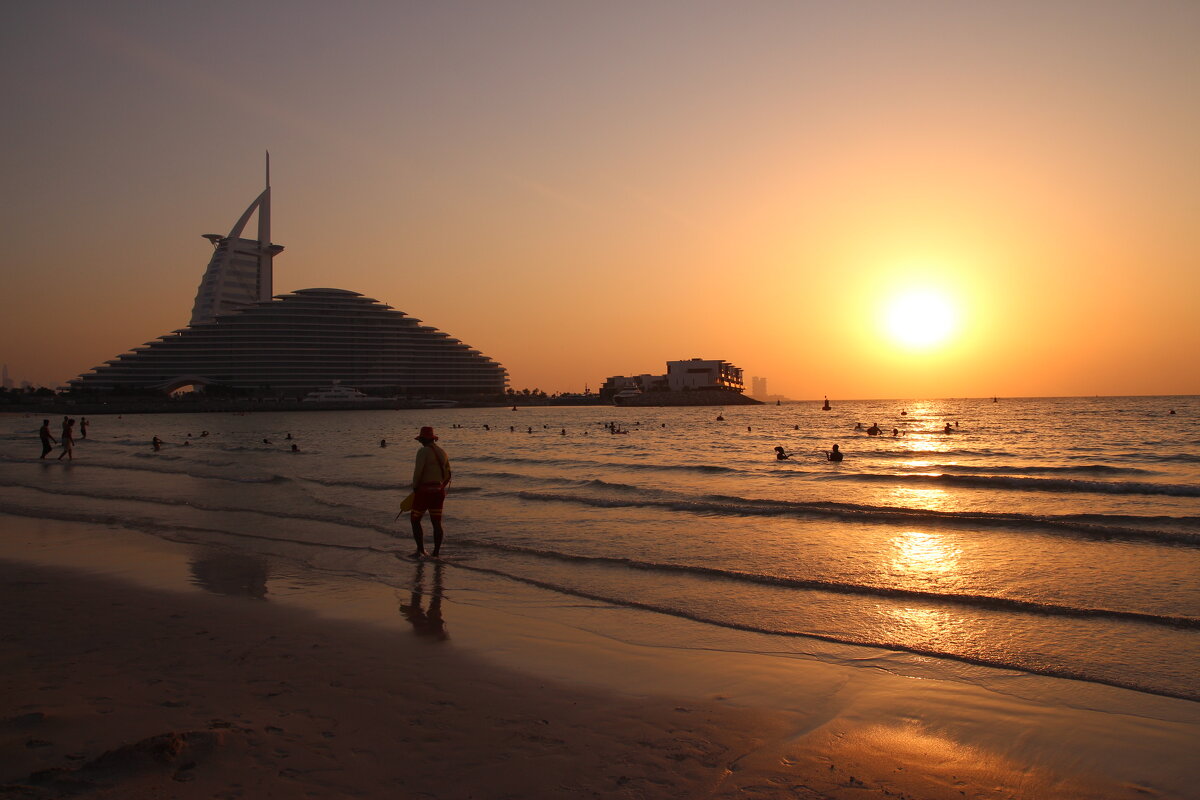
<box><xmin>2</xmin><ymin>1</ymin><xmax>1198</xmax><ymax>398</ymax></box>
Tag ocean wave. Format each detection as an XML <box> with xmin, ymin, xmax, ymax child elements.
<box><xmin>868</xmin><ymin>448</ymin><xmax>1012</xmax><ymax>459</ymax></box>
<box><xmin>1137</xmin><ymin>452</ymin><xmax>1200</xmax><ymax>464</ymax></box>
<box><xmin>913</xmin><ymin>464</ymin><xmax>1156</xmax><ymax>477</ymax></box>
<box><xmin>444</xmin><ymin>559</ymin><xmax>1199</xmax><ymax>703</ymax></box>
<box><xmin>464</xmin><ymin>454</ymin><xmax>737</xmax><ymax>474</ymax></box>
<box><xmin>0</xmin><ymin>503</ymin><xmax>375</xmax><ymax>554</ymax></box>
<box><xmin>299</xmin><ymin>476</ymin><xmax>398</xmax><ymax>492</ymax></box>
<box><xmin>506</xmin><ymin>490</ymin><xmax>1200</xmax><ymax>545</ymax></box>
<box><xmin>0</xmin><ymin>455</ymin><xmax>286</xmax><ymax>484</ymax></box>
<box><xmin>453</xmin><ymin>538</ymin><xmax>1198</xmax><ymax>629</ymax></box>
<box><xmin>822</xmin><ymin>472</ymin><xmax>1200</xmax><ymax>497</ymax></box>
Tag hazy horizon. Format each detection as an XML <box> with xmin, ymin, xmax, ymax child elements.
<box><xmin>3</xmin><ymin>1</ymin><xmax>1198</xmax><ymax>398</ymax></box>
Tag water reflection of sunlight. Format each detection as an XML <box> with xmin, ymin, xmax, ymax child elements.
<box><xmin>886</xmin><ymin>486</ymin><xmax>955</xmax><ymax>512</ymax></box>
<box><xmin>890</xmin><ymin>530</ymin><xmax>961</xmax><ymax>577</ymax></box>
<box><xmin>905</xmin><ymin>437</ymin><xmax>951</xmax><ymax>454</ymax></box>
<box><xmin>887</xmin><ymin>606</ymin><xmax>958</xmax><ymax>644</ymax></box>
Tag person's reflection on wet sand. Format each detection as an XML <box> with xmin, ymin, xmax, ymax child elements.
<box><xmin>399</xmin><ymin>560</ymin><xmax>447</xmax><ymax>640</ymax></box>
<box><xmin>188</xmin><ymin>548</ymin><xmax>270</xmax><ymax>599</ymax></box>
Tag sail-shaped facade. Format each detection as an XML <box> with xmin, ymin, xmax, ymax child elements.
<box><xmin>70</xmin><ymin>165</ymin><xmax>507</xmax><ymax>397</ymax></box>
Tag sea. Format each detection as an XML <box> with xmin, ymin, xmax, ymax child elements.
<box><xmin>1</xmin><ymin>396</ymin><xmax>1197</xmax><ymax>703</ymax></box>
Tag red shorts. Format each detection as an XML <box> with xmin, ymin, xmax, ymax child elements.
<box><xmin>411</xmin><ymin>483</ymin><xmax>446</xmax><ymax>514</ymax></box>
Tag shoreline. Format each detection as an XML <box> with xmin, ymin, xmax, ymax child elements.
<box><xmin>2</xmin><ymin>515</ymin><xmax>1199</xmax><ymax>798</ymax></box>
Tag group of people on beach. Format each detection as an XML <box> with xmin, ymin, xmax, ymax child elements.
<box><xmin>39</xmin><ymin>416</ymin><xmax>86</xmax><ymax>461</ymax></box>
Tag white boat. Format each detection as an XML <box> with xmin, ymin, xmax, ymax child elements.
<box><xmin>612</xmin><ymin>388</ymin><xmax>643</xmax><ymax>404</ymax></box>
<box><xmin>416</xmin><ymin>399</ymin><xmax>460</xmax><ymax>408</ymax></box>
<box><xmin>302</xmin><ymin>384</ymin><xmax>371</xmax><ymax>402</ymax></box>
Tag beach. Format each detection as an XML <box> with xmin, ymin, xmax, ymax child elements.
<box><xmin>2</xmin><ymin>400</ymin><xmax>1198</xmax><ymax>798</ymax></box>
<box><xmin>3</xmin><ymin>514</ymin><xmax>1199</xmax><ymax>799</ymax></box>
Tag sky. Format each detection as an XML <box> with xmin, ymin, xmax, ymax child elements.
<box><xmin>2</xmin><ymin>0</ymin><xmax>1198</xmax><ymax>399</ymax></box>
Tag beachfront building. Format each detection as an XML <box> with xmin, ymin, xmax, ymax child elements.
<box><xmin>666</xmin><ymin>359</ymin><xmax>745</xmax><ymax>392</ymax></box>
<box><xmin>191</xmin><ymin>156</ymin><xmax>283</xmax><ymax>325</ymax></box>
<box><xmin>70</xmin><ymin>162</ymin><xmax>507</xmax><ymax>398</ymax></box>
<box><xmin>71</xmin><ymin>289</ymin><xmax>507</xmax><ymax>397</ymax></box>
<box><xmin>600</xmin><ymin>358</ymin><xmax>746</xmax><ymax>400</ymax></box>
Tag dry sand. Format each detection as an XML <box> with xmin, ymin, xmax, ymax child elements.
<box><xmin>1</xmin><ymin>525</ymin><xmax>1198</xmax><ymax>799</ymax></box>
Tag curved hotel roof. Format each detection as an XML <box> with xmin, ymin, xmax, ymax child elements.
<box><xmin>71</xmin><ymin>164</ymin><xmax>507</xmax><ymax>396</ymax></box>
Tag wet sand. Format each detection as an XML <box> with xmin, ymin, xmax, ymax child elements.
<box><xmin>1</xmin><ymin>518</ymin><xmax>1198</xmax><ymax>799</ymax></box>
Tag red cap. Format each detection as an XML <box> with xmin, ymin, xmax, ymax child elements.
<box><xmin>416</xmin><ymin>426</ymin><xmax>438</xmax><ymax>441</ymax></box>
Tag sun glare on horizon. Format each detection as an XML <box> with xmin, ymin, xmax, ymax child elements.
<box><xmin>882</xmin><ymin>288</ymin><xmax>959</xmax><ymax>350</ymax></box>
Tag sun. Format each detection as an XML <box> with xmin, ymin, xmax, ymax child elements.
<box><xmin>882</xmin><ymin>288</ymin><xmax>958</xmax><ymax>349</ymax></box>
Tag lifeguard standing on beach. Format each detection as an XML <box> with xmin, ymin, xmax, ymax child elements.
<box><xmin>409</xmin><ymin>426</ymin><xmax>451</xmax><ymax>559</ymax></box>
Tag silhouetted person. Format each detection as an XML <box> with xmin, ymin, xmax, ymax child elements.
<box><xmin>57</xmin><ymin>419</ymin><xmax>75</xmax><ymax>461</ymax></box>
<box><xmin>380</xmin><ymin>439</ymin><xmax>387</xmax><ymax>447</ymax></box>
<box><xmin>866</xmin><ymin>423</ymin><xmax>881</xmax><ymax>436</ymax></box>
<box><xmin>409</xmin><ymin>426</ymin><xmax>451</xmax><ymax>559</ymax></box>
<box><xmin>944</xmin><ymin>423</ymin><xmax>953</xmax><ymax>434</ymax></box>
<box><xmin>774</xmin><ymin>446</ymin><xmax>790</xmax><ymax>460</ymax></box>
<box><xmin>152</xmin><ymin>436</ymin><xmax>163</xmax><ymax>451</ymax></box>
<box><xmin>39</xmin><ymin>419</ymin><xmax>56</xmax><ymax>458</ymax></box>
<box><xmin>79</xmin><ymin>417</ymin><xmax>89</xmax><ymax>439</ymax></box>
<box><xmin>827</xmin><ymin>444</ymin><xmax>843</xmax><ymax>462</ymax></box>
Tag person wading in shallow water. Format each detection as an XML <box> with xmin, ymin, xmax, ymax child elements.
<box><xmin>39</xmin><ymin>419</ymin><xmax>57</xmax><ymax>459</ymax></box>
<box><xmin>409</xmin><ymin>426</ymin><xmax>451</xmax><ymax>559</ymax></box>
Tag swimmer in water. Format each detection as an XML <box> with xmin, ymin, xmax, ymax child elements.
<box><xmin>944</xmin><ymin>423</ymin><xmax>953</xmax><ymax>434</ymax></box>
<box><xmin>774</xmin><ymin>446</ymin><xmax>791</xmax><ymax>461</ymax></box>
<box><xmin>826</xmin><ymin>444</ymin><xmax>844</xmax><ymax>462</ymax></box>
<box><xmin>866</xmin><ymin>423</ymin><xmax>881</xmax><ymax>436</ymax></box>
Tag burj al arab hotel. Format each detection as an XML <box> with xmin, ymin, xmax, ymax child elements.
<box><xmin>70</xmin><ymin>161</ymin><xmax>508</xmax><ymax>398</ymax></box>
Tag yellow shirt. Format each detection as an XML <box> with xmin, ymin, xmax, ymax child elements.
<box><xmin>412</xmin><ymin>444</ymin><xmax>451</xmax><ymax>488</ymax></box>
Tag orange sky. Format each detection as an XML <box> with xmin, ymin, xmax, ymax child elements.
<box><xmin>2</xmin><ymin>1</ymin><xmax>1198</xmax><ymax>398</ymax></box>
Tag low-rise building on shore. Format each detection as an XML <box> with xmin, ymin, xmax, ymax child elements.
<box><xmin>601</xmin><ymin>359</ymin><xmax>757</xmax><ymax>405</ymax></box>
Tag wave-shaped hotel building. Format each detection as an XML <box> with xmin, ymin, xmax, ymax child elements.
<box><xmin>71</xmin><ymin>162</ymin><xmax>507</xmax><ymax>398</ymax></box>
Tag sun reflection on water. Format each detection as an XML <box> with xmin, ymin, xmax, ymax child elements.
<box><xmin>890</xmin><ymin>530</ymin><xmax>961</xmax><ymax>578</ymax></box>
<box><xmin>884</xmin><ymin>530</ymin><xmax>967</xmax><ymax>644</ymax></box>
<box><xmin>886</xmin><ymin>485</ymin><xmax>956</xmax><ymax>512</ymax></box>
